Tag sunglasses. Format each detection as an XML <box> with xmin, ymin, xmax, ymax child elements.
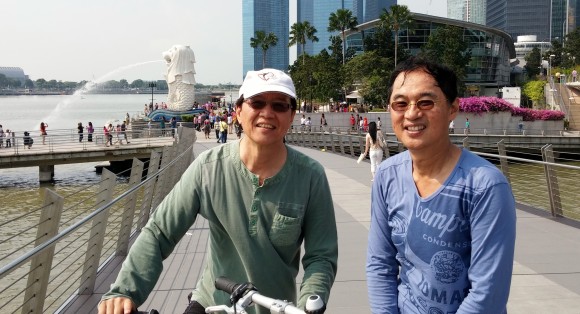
<box><xmin>390</xmin><ymin>99</ymin><xmax>436</xmax><ymax>112</ymax></box>
<box><xmin>246</xmin><ymin>99</ymin><xmax>292</xmax><ymax>112</ymax></box>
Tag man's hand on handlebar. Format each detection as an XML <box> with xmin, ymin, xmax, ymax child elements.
<box><xmin>97</xmin><ymin>296</ymin><xmax>136</xmax><ymax>314</ymax></box>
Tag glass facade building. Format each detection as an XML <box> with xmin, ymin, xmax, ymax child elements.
<box><xmin>486</xmin><ymin>0</ymin><xmax>551</xmax><ymax>42</ymax></box>
<box><xmin>345</xmin><ymin>13</ymin><xmax>516</xmax><ymax>90</ymax></box>
<box><xmin>447</xmin><ymin>0</ymin><xmax>487</xmax><ymax>25</ymax></box>
<box><xmin>296</xmin><ymin>0</ymin><xmax>396</xmax><ymax>58</ymax></box>
<box><xmin>242</xmin><ymin>0</ymin><xmax>290</xmax><ymax>77</ymax></box>
<box><xmin>551</xmin><ymin>0</ymin><xmax>580</xmax><ymax>41</ymax></box>
<box><xmin>297</xmin><ymin>0</ymin><xmax>355</xmax><ymax>56</ymax></box>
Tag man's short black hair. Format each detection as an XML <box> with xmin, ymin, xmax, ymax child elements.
<box><xmin>386</xmin><ymin>57</ymin><xmax>458</xmax><ymax>105</ymax></box>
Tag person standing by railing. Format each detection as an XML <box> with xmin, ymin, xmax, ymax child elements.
<box><xmin>367</xmin><ymin>58</ymin><xmax>516</xmax><ymax>314</ymax></box>
<box><xmin>98</xmin><ymin>68</ymin><xmax>338</xmax><ymax>314</ymax></box>
<box><xmin>77</xmin><ymin>122</ymin><xmax>84</xmax><ymax>142</ymax></box>
<box><xmin>87</xmin><ymin>122</ymin><xmax>94</xmax><ymax>142</ymax></box>
<box><xmin>40</xmin><ymin>122</ymin><xmax>48</xmax><ymax>145</ymax></box>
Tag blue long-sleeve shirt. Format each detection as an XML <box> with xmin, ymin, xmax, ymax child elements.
<box><xmin>367</xmin><ymin>149</ymin><xmax>516</xmax><ymax>313</ymax></box>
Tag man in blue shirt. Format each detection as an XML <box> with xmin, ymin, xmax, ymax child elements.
<box><xmin>366</xmin><ymin>58</ymin><xmax>516</xmax><ymax>314</ymax></box>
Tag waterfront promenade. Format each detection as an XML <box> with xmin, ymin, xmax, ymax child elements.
<box><xmin>66</xmin><ymin>131</ymin><xmax>580</xmax><ymax>313</ymax></box>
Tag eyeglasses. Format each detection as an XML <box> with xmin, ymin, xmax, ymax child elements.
<box><xmin>246</xmin><ymin>99</ymin><xmax>292</xmax><ymax>112</ymax></box>
<box><xmin>390</xmin><ymin>99</ymin><xmax>436</xmax><ymax>112</ymax></box>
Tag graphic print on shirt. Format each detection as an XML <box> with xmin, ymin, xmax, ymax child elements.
<box><xmin>400</xmin><ymin>195</ymin><xmax>472</xmax><ymax>313</ymax></box>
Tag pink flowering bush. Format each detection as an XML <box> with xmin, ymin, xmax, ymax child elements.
<box><xmin>459</xmin><ymin>97</ymin><xmax>565</xmax><ymax>121</ymax></box>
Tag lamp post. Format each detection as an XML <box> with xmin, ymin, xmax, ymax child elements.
<box><xmin>148</xmin><ymin>82</ymin><xmax>156</xmax><ymax>107</ymax></box>
<box><xmin>549</xmin><ymin>54</ymin><xmax>555</xmax><ymax>79</ymax></box>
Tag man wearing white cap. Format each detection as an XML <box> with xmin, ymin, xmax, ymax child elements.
<box><xmin>99</xmin><ymin>69</ymin><xmax>337</xmax><ymax>314</ymax></box>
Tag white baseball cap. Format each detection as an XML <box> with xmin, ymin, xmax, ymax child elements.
<box><xmin>239</xmin><ymin>68</ymin><xmax>296</xmax><ymax>99</ymax></box>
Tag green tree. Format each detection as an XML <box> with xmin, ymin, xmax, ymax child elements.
<box><xmin>24</xmin><ymin>79</ymin><xmax>34</xmax><ymax>89</ymax></box>
<box><xmin>250</xmin><ymin>30</ymin><xmax>279</xmax><ymax>69</ymax></box>
<box><xmin>524</xmin><ymin>47</ymin><xmax>542</xmax><ymax>79</ymax></box>
<box><xmin>289</xmin><ymin>51</ymin><xmax>342</xmax><ymax>108</ymax></box>
<box><xmin>343</xmin><ymin>51</ymin><xmax>392</xmax><ymax>107</ymax></box>
<box><xmin>523</xmin><ymin>80</ymin><xmax>545</xmax><ymax>108</ymax></box>
<box><xmin>564</xmin><ymin>27</ymin><xmax>580</xmax><ymax>66</ymax></box>
<box><xmin>420</xmin><ymin>25</ymin><xmax>471</xmax><ymax>93</ymax></box>
<box><xmin>289</xmin><ymin>21</ymin><xmax>319</xmax><ymax>65</ymax></box>
<box><xmin>328</xmin><ymin>8</ymin><xmax>358</xmax><ymax>65</ymax></box>
<box><xmin>545</xmin><ymin>39</ymin><xmax>563</xmax><ymax>67</ymax></box>
<box><xmin>379</xmin><ymin>4</ymin><xmax>414</xmax><ymax>67</ymax></box>
<box><xmin>130</xmin><ymin>79</ymin><xmax>145</xmax><ymax>88</ymax></box>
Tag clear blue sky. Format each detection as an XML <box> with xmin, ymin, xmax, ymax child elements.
<box><xmin>0</xmin><ymin>0</ymin><xmax>445</xmax><ymax>85</ymax></box>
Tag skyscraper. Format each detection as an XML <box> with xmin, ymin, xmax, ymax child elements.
<box><xmin>551</xmin><ymin>0</ymin><xmax>580</xmax><ymax>41</ymax></box>
<box><xmin>297</xmin><ymin>0</ymin><xmax>355</xmax><ymax>57</ymax></box>
<box><xmin>242</xmin><ymin>0</ymin><xmax>290</xmax><ymax>77</ymax></box>
<box><xmin>357</xmin><ymin>0</ymin><xmax>397</xmax><ymax>23</ymax></box>
<box><xmin>447</xmin><ymin>0</ymin><xmax>486</xmax><ymax>25</ymax></box>
<box><xmin>486</xmin><ymin>0</ymin><xmax>551</xmax><ymax>41</ymax></box>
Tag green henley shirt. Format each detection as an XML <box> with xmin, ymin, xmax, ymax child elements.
<box><xmin>103</xmin><ymin>140</ymin><xmax>338</xmax><ymax>314</ymax></box>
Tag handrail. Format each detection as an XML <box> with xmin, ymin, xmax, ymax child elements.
<box><xmin>0</xmin><ymin>142</ymin><xmax>189</xmax><ymax>279</ymax></box>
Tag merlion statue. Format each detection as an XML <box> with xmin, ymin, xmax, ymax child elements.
<box><xmin>163</xmin><ymin>45</ymin><xmax>196</xmax><ymax>111</ymax></box>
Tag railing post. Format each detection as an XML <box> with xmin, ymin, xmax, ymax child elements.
<box><xmin>330</xmin><ymin>133</ymin><xmax>336</xmax><ymax>153</ymax></box>
<box><xmin>79</xmin><ymin>169</ymin><xmax>116</xmax><ymax>295</ymax></box>
<box><xmin>349</xmin><ymin>135</ymin><xmax>355</xmax><ymax>157</ymax></box>
<box><xmin>21</xmin><ymin>189</ymin><xmax>64</xmax><ymax>314</ymax></box>
<box><xmin>339</xmin><ymin>134</ymin><xmax>345</xmax><ymax>155</ymax></box>
<box><xmin>139</xmin><ymin>150</ymin><xmax>162</xmax><ymax>229</ymax></box>
<box><xmin>150</xmin><ymin>146</ymin><xmax>173</xmax><ymax>212</ymax></box>
<box><xmin>541</xmin><ymin>144</ymin><xmax>563</xmax><ymax>217</ymax></box>
<box><xmin>116</xmin><ymin>158</ymin><xmax>145</xmax><ymax>256</ymax></box>
<box><xmin>358</xmin><ymin>136</ymin><xmax>365</xmax><ymax>157</ymax></box>
<box><xmin>497</xmin><ymin>140</ymin><xmax>511</xmax><ymax>185</ymax></box>
<box><xmin>462</xmin><ymin>137</ymin><xmax>470</xmax><ymax>150</ymax></box>
<box><xmin>380</xmin><ymin>131</ymin><xmax>390</xmax><ymax>158</ymax></box>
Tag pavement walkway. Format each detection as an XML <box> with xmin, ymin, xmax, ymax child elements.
<box><xmin>73</xmin><ymin>131</ymin><xmax>580</xmax><ymax>313</ymax></box>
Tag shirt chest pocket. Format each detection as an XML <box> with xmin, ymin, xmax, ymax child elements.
<box><xmin>269</xmin><ymin>202</ymin><xmax>305</xmax><ymax>247</ymax></box>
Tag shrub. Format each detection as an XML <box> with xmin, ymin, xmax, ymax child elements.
<box><xmin>458</xmin><ymin>97</ymin><xmax>565</xmax><ymax>121</ymax></box>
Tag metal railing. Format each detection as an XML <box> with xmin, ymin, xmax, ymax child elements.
<box><xmin>0</xmin><ymin>127</ymin><xmax>196</xmax><ymax>313</ymax></box>
<box><xmin>1</xmin><ymin>127</ymin><xmax>579</xmax><ymax>313</ymax></box>
<box><xmin>0</xmin><ymin>127</ymin><xmax>179</xmax><ymax>156</ymax></box>
<box><xmin>286</xmin><ymin>128</ymin><xmax>580</xmax><ymax>221</ymax></box>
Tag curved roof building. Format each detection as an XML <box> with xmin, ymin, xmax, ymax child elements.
<box><xmin>0</xmin><ymin>67</ymin><xmax>27</xmax><ymax>85</ymax></box>
<box><xmin>345</xmin><ymin>12</ymin><xmax>516</xmax><ymax>93</ymax></box>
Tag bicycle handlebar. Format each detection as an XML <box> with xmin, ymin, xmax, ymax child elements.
<box><xmin>215</xmin><ymin>276</ymin><xmax>239</xmax><ymax>294</ymax></box>
<box><xmin>209</xmin><ymin>276</ymin><xmax>325</xmax><ymax>314</ymax></box>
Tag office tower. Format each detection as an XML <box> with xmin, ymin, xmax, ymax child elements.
<box><xmin>297</xmin><ymin>0</ymin><xmax>357</xmax><ymax>56</ymax></box>
<box><xmin>551</xmin><ymin>0</ymin><xmax>580</xmax><ymax>41</ymax></box>
<box><xmin>242</xmin><ymin>0</ymin><xmax>290</xmax><ymax>76</ymax></box>
<box><xmin>357</xmin><ymin>0</ymin><xmax>397</xmax><ymax>23</ymax></box>
<box><xmin>448</xmin><ymin>0</ymin><xmax>486</xmax><ymax>25</ymax></box>
<box><xmin>487</xmin><ymin>0</ymin><xmax>551</xmax><ymax>41</ymax></box>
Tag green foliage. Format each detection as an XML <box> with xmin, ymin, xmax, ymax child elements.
<box><xmin>289</xmin><ymin>21</ymin><xmax>319</xmax><ymax>65</ymax></box>
<box><xmin>420</xmin><ymin>25</ymin><xmax>471</xmax><ymax>94</ymax></box>
<box><xmin>180</xmin><ymin>115</ymin><xmax>194</xmax><ymax>122</ymax></box>
<box><xmin>522</xmin><ymin>80</ymin><xmax>545</xmax><ymax>105</ymax></box>
<box><xmin>379</xmin><ymin>4</ymin><xmax>414</xmax><ymax>66</ymax></box>
<box><xmin>342</xmin><ymin>51</ymin><xmax>392</xmax><ymax>107</ymax></box>
<box><xmin>250</xmin><ymin>30</ymin><xmax>279</xmax><ymax>69</ymax></box>
<box><xmin>328</xmin><ymin>8</ymin><xmax>358</xmax><ymax>65</ymax></box>
<box><xmin>289</xmin><ymin>52</ymin><xmax>342</xmax><ymax>104</ymax></box>
<box><xmin>524</xmin><ymin>47</ymin><xmax>542</xmax><ymax>79</ymax></box>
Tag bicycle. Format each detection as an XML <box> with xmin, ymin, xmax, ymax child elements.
<box><xmin>205</xmin><ymin>276</ymin><xmax>326</xmax><ymax>314</ymax></box>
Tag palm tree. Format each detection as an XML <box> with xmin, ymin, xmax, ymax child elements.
<box><xmin>250</xmin><ymin>30</ymin><xmax>279</xmax><ymax>69</ymax></box>
<box><xmin>379</xmin><ymin>5</ymin><xmax>414</xmax><ymax>67</ymax></box>
<box><xmin>289</xmin><ymin>21</ymin><xmax>319</xmax><ymax>65</ymax></box>
<box><xmin>328</xmin><ymin>9</ymin><xmax>358</xmax><ymax>65</ymax></box>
